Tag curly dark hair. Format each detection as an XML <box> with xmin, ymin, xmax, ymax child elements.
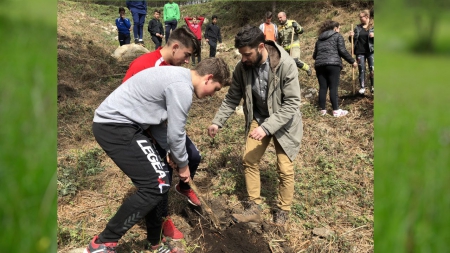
<box><xmin>317</xmin><ymin>20</ymin><xmax>340</xmax><ymax>36</ymax></box>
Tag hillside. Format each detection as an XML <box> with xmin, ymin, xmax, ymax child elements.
<box><xmin>57</xmin><ymin>1</ymin><xmax>374</xmax><ymax>252</ymax></box>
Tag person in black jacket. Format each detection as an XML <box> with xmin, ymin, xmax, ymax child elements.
<box><xmin>148</xmin><ymin>9</ymin><xmax>164</xmax><ymax>50</ymax></box>
<box><xmin>313</xmin><ymin>20</ymin><xmax>357</xmax><ymax>117</ymax></box>
<box><xmin>349</xmin><ymin>9</ymin><xmax>374</xmax><ymax>94</ymax></box>
<box><xmin>204</xmin><ymin>15</ymin><xmax>222</xmax><ymax>57</ymax></box>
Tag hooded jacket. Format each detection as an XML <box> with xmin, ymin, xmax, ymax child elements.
<box><xmin>126</xmin><ymin>1</ymin><xmax>147</xmax><ymax>15</ymax></box>
<box><xmin>163</xmin><ymin>2</ymin><xmax>180</xmax><ymax>22</ymax></box>
<box><xmin>313</xmin><ymin>30</ymin><xmax>355</xmax><ymax>69</ymax></box>
<box><xmin>212</xmin><ymin>41</ymin><xmax>303</xmax><ymax>161</ymax></box>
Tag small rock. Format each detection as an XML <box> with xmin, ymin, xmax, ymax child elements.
<box><xmin>235</xmin><ymin>105</ymin><xmax>244</xmax><ymax>115</ymax></box>
<box><xmin>312</xmin><ymin>227</ymin><xmax>335</xmax><ymax>239</ymax></box>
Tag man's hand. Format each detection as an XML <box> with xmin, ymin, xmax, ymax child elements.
<box><xmin>178</xmin><ymin>165</ymin><xmax>190</xmax><ymax>183</ymax></box>
<box><xmin>208</xmin><ymin>124</ymin><xmax>219</xmax><ymax>138</ymax></box>
<box><xmin>249</xmin><ymin>126</ymin><xmax>267</xmax><ymax>141</ymax></box>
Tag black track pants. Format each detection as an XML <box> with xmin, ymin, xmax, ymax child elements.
<box><xmin>92</xmin><ymin>123</ymin><xmax>170</xmax><ymax>245</ymax></box>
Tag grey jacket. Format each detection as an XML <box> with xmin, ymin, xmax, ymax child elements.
<box><xmin>212</xmin><ymin>40</ymin><xmax>303</xmax><ymax>161</ymax></box>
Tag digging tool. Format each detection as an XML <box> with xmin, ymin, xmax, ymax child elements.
<box><xmin>289</xmin><ymin>24</ymin><xmax>294</xmax><ymax>57</ymax></box>
<box><xmin>351</xmin><ymin>24</ymin><xmax>356</xmax><ymax>95</ymax></box>
<box><xmin>187</xmin><ymin>178</ymin><xmax>222</xmax><ymax>231</ymax></box>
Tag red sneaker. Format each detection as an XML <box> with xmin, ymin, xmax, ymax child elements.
<box><xmin>162</xmin><ymin>217</ymin><xmax>184</xmax><ymax>240</ymax></box>
<box><xmin>175</xmin><ymin>183</ymin><xmax>201</xmax><ymax>206</ymax></box>
<box><xmin>83</xmin><ymin>235</ymin><xmax>117</xmax><ymax>253</ymax></box>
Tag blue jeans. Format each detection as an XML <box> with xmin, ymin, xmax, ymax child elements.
<box><xmin>357</xmin><ymin>53</ymin><xmax>374</xmax><ymax>88</ymax></box>
<box><xmin>164</xmin><ymin>20</ymin><xmax>178</xmax><ymax>43</ymax></box>
<box><xmin>131</xmin><ymin>12</ymin><xmax>146</xmax><ymax>40</ymax></box>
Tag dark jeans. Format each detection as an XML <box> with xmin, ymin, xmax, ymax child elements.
<box><xmin>191</xmin><ymin>40</ymin><xmax>202</xmax><ymax>64</ymax></box>
<box><xmin>131</xmin><ymin>12</ymin><xmax>146</xmax><ymax>40</ymax></box>
<box><xmin>208</xmin><ymin>40</ymin><xmax>217</xmax><ymax>57</ymax></box>
<box><xmin>151</xmin><ymin>35</ymin><xmax>162</xmax><ymax>49</ymax></box>
<box><xmin>356</xmin><ymin>53</ymin><xmax>374</xmax><ymax>88</ymax></box>
<box><xmin>93</xmin><ymin>123</ymin><xmax>169</xmax><ymax>245</ymax></box>
<box><xmin>164</xmin><ymin>20</ymin><xmax>178</xmax><ymax>43</ymax></box>
<box><xmin>315</xmin><ymin>65</ymin><xmax>341</xmax><ymax>110</ymax></box>
<box><xmin>118</xmin><ymin>33</ymin><xmax>131</xmax><ymax>46</ymax></box>
<box><xmin>154</xmin><ymin>135</ymin><xmax>201</xmax><ymax>217</ymax></box>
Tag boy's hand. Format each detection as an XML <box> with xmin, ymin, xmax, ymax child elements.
<box><xmin>178</xmin><ymin>165</ymin><xmax>190</xmax><ymax>183</ymax></box>
<box><xmin>166</xmin><ymin>153</ymin><xmax>177</xmax><ymax>169</ymax></box>
<box><xmin>208</xmin><ymin>124</ymin><xmax>219</xmax><ymax>138</ymax></box>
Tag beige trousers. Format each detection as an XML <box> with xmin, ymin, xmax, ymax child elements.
<box><xmin>242</xmin><ymin>120</ymin><xmax>295</xmax><ymax>211</ymax></box>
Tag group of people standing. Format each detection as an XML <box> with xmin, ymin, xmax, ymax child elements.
<box><xmin>259</xmin><ymin>10</ymin><xmax>374</xmax><ymax>117</ymax></box>
<box><xmin>84</xmin><ymin>6</ymin><xmax>374</xmax><ymax>253</ymax></box>
<box><xmin>115</xmin><ymin>0</ymin><xmax>223</xmax><ymax>65</ymax></box>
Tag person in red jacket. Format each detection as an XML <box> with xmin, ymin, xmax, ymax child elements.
<box><xmin>184</xmin><ymin>15</ymin><xmax>205</xmax><ymax>66</ymax></box>
<box><xmin>123</xmin><ymin>27</ymin><xmax>202</xmax><ymax>241</ymax></box>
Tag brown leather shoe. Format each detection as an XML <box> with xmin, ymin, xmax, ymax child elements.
<box><xmin>232</xmin><ymin>202</ymin><xmax>262</xmax><ymax>223</ymax></box>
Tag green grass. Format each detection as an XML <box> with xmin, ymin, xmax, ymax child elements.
<box><xmin>376</xmin><ymin>3</ymin><xmax>450</xmax><ymax>251</ymax></box>
<box><xmin>0</xmin><ymin>0</ymin><xmax>56</xmax><ymax>252</ymax></box>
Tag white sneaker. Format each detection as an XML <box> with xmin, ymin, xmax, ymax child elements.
<box><xmin>333</xmin><ymin>109</ymin><xmax>348</xmax><ymax>117</ymax></box>
<box><xmin>371</xmin><ymin>87</ymin><xmax>374</xmax><ymax>94</ymax></box>
<box><xmin>320</xmin><ymin>110</ymin><xmax>327</xmax><ymax>116</ymax></box>
<box><xmin>359</xmin><ymin>88</ymin><xmax>366</xmax><ymax>94</ymax></box>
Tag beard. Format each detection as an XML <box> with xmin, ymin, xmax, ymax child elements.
<box><xmin>242</xmin><ymin>51</ymin><xmax>263</xmax><ymax>69</ymax></box>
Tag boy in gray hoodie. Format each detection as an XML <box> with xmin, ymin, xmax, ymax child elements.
<box><xmin>84</xmin><ymin>57</ymin><xmax>230</xmax><ymax>253</ymax></box>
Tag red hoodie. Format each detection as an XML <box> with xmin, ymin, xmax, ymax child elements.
<box><xmin>184</xmin><ymin>16</ymin><xmax>204</xmax><ymax>40</ymax></box>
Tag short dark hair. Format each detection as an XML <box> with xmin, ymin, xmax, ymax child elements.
<box><xmin>195</xmin><ymin>58</ymin><xmax>231</xmax><ymax>87</ymax></box>
<box><xmin>265</xmin><ymin>11</ymin><xmax>272</xmax><ymax>19</ymax></box>
<box><xmin>119</xmin><ymin>7</ymin><xmax>125</xmax><ymax>13</ymax></box>
<box><xmin>212</xmin><ymin>15</ymin><xmax>218</xmax><ymax>20</ymax></box>
<box><xmin>154</xmin><ymin>9</ymin><xmax>161</xmax><ymax>14</ymax></box>
<box><xmin>317</xmin><ymin>20</ymin><xmax>340</xmax><ymax>35</ymax></box>
<box><xmin>234</xmin><ymin>25</ymin><xmax>265</xmax><ymax>49</ymax></box>
<box><xmin>167</xmin><ymin>26</ymin><xmax>201</xmax><ymax>57</ymax></box>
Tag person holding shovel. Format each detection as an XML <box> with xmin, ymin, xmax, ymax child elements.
<box><xmin>208</xmin><ymin>25</ymin><xmax>303</xmax><ymax>226</ymax></box>
<box><xmin>277</xmin><ymin>11</ymin><xmax>312</xmax><ymax>76</ymax></box>
<box><xmin>349</xmin><ymin>9</ymin><xmax>374</xmax><ymax>94</ymax></box>
<box><xmin>313</xmin><ymin>20</ymin><xmax>357</xmax><ymax>117</ymax></box>
<box><xmin>84</xmin><ymin>57</ymin><xmax>230</xmax><ymax>253</ymax></box>
<box><xmin>122</xmin><ymin>27</ymin><xmax>202</xmax><ymax>241</ymax></box>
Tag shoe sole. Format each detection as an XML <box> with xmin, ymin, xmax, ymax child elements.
<box><xmin>231</xmin><ymin>214</ymin><xmax>261</xmax><ymax>223</ymax></box>
<box><xmin>174</xmin><ymin>184</ymin><xmax>200</xmax><ymax>206</ymax></box>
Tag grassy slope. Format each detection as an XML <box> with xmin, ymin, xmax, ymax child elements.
<box><xmin>57</xmin><ymin>1</ymin><xmax>374</xmax><ymax>252</ymax></box>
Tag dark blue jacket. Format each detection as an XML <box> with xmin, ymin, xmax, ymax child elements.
<box><xmin>116</xmin><ymin>17</ymin><xmax>131</xmax><ymax>34</ymax></box>
<box><xmin>126</xmin><ymin>1</ymin><xmax>147</xmax><ymax>14</ymax></box>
